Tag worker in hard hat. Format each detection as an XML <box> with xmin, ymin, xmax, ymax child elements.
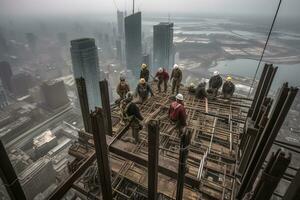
<box><xmin>195</xmin><ymin>79</ymin><xmax>207</xmax><ymax>99</ymax></box>
<box><xmin>208</xmin><ymin>71</ymin><xmax>223</xmax><ymax>97</ymax></box>
<box><xmin>116</xmin><ymin>76</ymin><xmax>130</xmax><ymax>100</ymax></box>
<box><xmin>222</xmin><ymin>76</ymin><xmax>235</xmax><ymax>99</ymax></box>
<box><xmin>136</xmin><ymin>78</ymin><xmax>154</xmax><ymax>103</ymax></box>
<box><xmin>170</xmin><ymin>64</ymin><xmax>182</xmax><ymax>94</ymax></box>
<box><xmin>155</xmin><ymin>67</ymin><xmax>169</xmax><ymax>93</ymax></box>
<box><xmin>140</xmin><ymin>63</ymin><xmax>150</xmax><ymax>82</ymax></box>
<box><xmin>122</xmin><ymin>91</ymin><xmax>144</xmax><ymax>143</ymax></box>
<box><xmin>168</xmin><ymin>93</ymin><xmax>187</xmax><ymax>135</ymax></box>
<box><xmin>188</xmin><ymin>83</ymin><xmax>196</xmax><ymax>94</ymax></box>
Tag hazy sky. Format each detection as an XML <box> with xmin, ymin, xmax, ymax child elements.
<box><xmin>1</xmin><ymin>0</ymin><xmax>299</xmax><ymax>18</ymax></box>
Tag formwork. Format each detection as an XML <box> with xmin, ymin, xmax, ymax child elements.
<box><xmin>67</xmin><ymin>82</ymin><xmax>252</xmax><ymax>200</ymax></box>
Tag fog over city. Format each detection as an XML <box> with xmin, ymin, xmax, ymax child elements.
<box><xmin>1</xmin><ymin>0</ymin><xmax>300</xmax><ymax>17</ymax></box>
<box><xmin>0</xmin><ymin>0</ymin><xmax>300</xmax><ymax>200</ymax></box>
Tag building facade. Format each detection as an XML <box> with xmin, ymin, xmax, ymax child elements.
<box><xmin>125</xmin><ymin>12</ymin><xmax>142</xmax><ymax>77</ymax></box>
<box><xmin>153</xmin><ymin>22</ymin><xmax>174</xmax><ymax>72</ymax></box>
<box><xmin>70</xmin><ymin>38</ymin><xmax>101</xmax><ymax>110</ymax></box>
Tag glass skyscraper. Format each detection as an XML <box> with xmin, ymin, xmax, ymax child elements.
<box><xmin>70</xmin><ymin>38</ymin><xmax>101</xmax><ymax>110</ymax></box>
<box><xmin>153</xmin><ymin>22</ymin><xmax>174</xmax><ymax>72</ymax></box>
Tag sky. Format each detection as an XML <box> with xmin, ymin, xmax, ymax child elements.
<box><xmin>0</xmin><ymin>0</ymin><xmax>299</xmax><ymax>18</ymax></box>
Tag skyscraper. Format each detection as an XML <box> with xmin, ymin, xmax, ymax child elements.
<box><xmin>70</xmin><ymin>38</ymin><xmax>101</xmax><ymax>110</ymax></box>
<box><xmin>125</xmin><ymin>12</ymin><xmax>142</xmax><ymax>77</ymax></box>
<box><xmin>117</xmin><ymin>11</ymin><xmax>124</xmax><ymax>38</ymax></box>
<box><xmin>153</xmin><ymin>22</ymin><xmax>174</xmax><ymax>72</ymax></box>
<box><xmin>40</xmin><ymin>80</ymin><xmax>69</xmax><ymax>109</ymax></box>
<box><xmin>0</xmin><ymin>61</ymin><xmax>12</xmax><ymax>92</ymax></box>
<box><xmin>0</xmin><ymin>80</ymin><xmax>8</xmax><ymax>109</ymax></box>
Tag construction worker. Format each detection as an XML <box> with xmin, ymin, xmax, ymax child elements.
<box><xmin>136</xmin><ymin>78</ymin><xmax>154</xmax><ymax>103</ymax></box>
<box><xmin>140</xmin><ymin>63</ymin><xmax>150</xmax><ymax>82</ymax></box>
<box><xmin>222</xmin><ymin>76</ymin><xmax>235</xmax><ymax>99</ymax></box>
<box><xmin>208</xmin><ymin>71</ymin><xmax>223</xmax><ymax>97</ymax></box>
<box><xmin>116</xmin><ymin>76</ymin><xmax>130</xmax><ymax>99</ymax></box>
<box><xmin>171</xmin><ymin>64</ymin><xmax>182</xmax><ymax>94</ymax></box>
<box><xmin>155</xmin><ymin>67</ymin><xmax>169</xmax><ymax>92</ymax></box>
<box><xmin>188</xmin><ymin>83</ymin><xmax>196</xmax><ymax>94</ymax></box>
<box><xmin>195</xmin><ymin>79</ymin><xmax>207</xmax><ymax>99</ymax></box>
<box><xmin>123</xmin><ymin>92</ymin><xmax>144</xmax><ymax>143</ymax></box>
<box><xmin>168</xmin><ymin>93</ymin><xmax>187</xmax><ymax>135</ymax></box>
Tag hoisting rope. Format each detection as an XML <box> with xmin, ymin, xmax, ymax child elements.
<box><xmin>248</xmin><ymin>0</ymin><xmax>283</xmax><ymax>97</ymax></box>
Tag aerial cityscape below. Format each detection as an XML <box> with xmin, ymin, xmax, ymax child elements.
<box><xmin>0</xmin><ymin>0</ymin><xmax>299</xmax><ymax>200</ymax></box>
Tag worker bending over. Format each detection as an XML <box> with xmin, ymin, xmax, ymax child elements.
<box><xmin>169</xmin><ymin>93</ymin><xmax>187</xmax><ymax>135</ymax></box>
<box><xmin>222</xmin><ymin>76</ymin><xmax>235</xmax><ymax>99</ymax></box>
<box><xmin>140</xmin><ymin>63</ymin><xmax>150</xmax><ymax>82</ymax></box>
<box><xmin>123</xmin><ymin>92</ymin><xmax>144</xmax><ymax>143</ymax></box>
<box><xmin>195</xmin><ymin>79</ymin><xmax>207</xmax><ymax>99</ymax></box>
<box><xmin>171</xmin><ymin>64</ymin><xmax>182</xmax><ymax>94</ymax></box>
<box><xmin>208</xmin><ymin>71</ymin><xmax>223</xmax><ymax>97</ymax></box>
<box><xmin>116</xmin><ymin>76</ymin><xmax>130</xmax><ymax>99</ymax></box>
<box><xmin>155</xmin><ymin>67</ymin><xmax>169</xmax><ymax>93</ymax></box>
<box><xmin>136</xmin><ymin>78</ymin><xmax>154</xmax><ymax>103</ymax></box>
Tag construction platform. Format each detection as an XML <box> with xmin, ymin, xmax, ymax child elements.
<box><xmin>66</xmin><ymin>81</ymin><xmax>252</xmax><ymax>200</ymax></box>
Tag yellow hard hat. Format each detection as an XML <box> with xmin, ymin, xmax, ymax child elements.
<box><xmin>141</xmin><ymin>63</ymin><xmax>147</xmax><ymax>69</ymax></box>
<box><xmin>226</xmin><ymin>76</ymin><xmax>232</xmax><ymax>81</ymax></box>
<box><xmin>139</xmin><ymin>78</ymin><xmax>146</xmax><ymax>84</ymax></box>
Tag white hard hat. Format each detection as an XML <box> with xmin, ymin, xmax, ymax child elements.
<box><xmin>213</xmin><ymin>71</ymin><xmax>219</xmax><ymax>76</ymax></box>
<box><xmin>176</xmin><ymin>93</ymin><xmax>184</xmax><ymax>101</ymax></box>
<box><xmin>190</xmin><ymin>83</ymin><xmax>195</xmax><ymax>87</ymax></box>
<box><xmin>158</xmin><ymin>67</ymin><xmax>163</xmax><ymax>72</ymax></box>
<box><xmin>173</xmin><ymin>64</ymin><xmax>179</xmax><ymax>69</ymax></box>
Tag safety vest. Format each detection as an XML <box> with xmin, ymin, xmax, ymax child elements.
<box><xmin>169</xmin><ymin>101</ymin><xmax>183</xmax><ymax>121</ymax></box>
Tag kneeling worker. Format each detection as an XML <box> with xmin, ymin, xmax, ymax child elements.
<box><xmin>195</xmin><ymin>80</ymin><xmax>207</xmax><ymax>99</ymax></box>
<box><xmin>168</xmin><ymin>93</ymin><xmax>187</xmax><ymax>135</ymax></box>
<box><xmin>222</xmin><ymin>76</ymin><xmax>235</xmax><ymax>99</ymax></box>
<box><xmin>208</xmin><ymin>71</ymin><xmax>223</xmax><ymax>97</ymax></box>
<box><xmin>136</xmin><ymin>78</ymin><xmax>154</xmax><ymax>103</ymax></box>
<box><xmin>123</xmin><ymin>92</ymin><xmax>144</xmax><ymax>143</ymax></box>
<box><xmin>117</xmin><ymin>76</ymin><xmax>130</xmax><ymax>99</ymax></box>
<box><xmin>155</xmin><ymin>67</ymin><xmax>169</xmax><ymax>92</ymax></box>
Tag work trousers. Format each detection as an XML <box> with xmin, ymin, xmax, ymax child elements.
<box><xmin>158</xmin><ymin>79</ymin><xmax>168</xmax><ymax>92</ymax></box>
<box><xmin>172</xmin><ymin>79</ymin><xmax>180</xmax><ymax>94</ymax></box>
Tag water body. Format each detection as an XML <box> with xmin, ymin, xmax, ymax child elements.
<box><xmin>209</xmin><ymin>59</ymin><xmax>300</xmax><ymax>90</ymax></box>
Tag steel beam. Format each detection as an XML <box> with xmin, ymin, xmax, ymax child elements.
<box><xmin>90</xmin><ymin>108</ymin><xmax>113</xmax><ymax>200</ymax></box>
<box><xmin>48</xmin><ymin>153</ymin><xmax>96</xmax><ymax>200</ymax></box>
<box><xmin>176</xmin><ymin>130</ymin><xmax>192</xmax><ymax>200</ymax></box>
<box><xmin>252</xmin><ymin>149</ymin><xmax>290</xmax><ymax>200</ymax></box>
<box><xmin>0</xmin><ymin>140</ymin><xmax>26</xmax><ymax>200</ymax></box>
<box><xmin>75</xmin><ymin>77</ymin><xmax>92</xmax><ymax>133</ymax></box>
<box><xmin>99</xmin><ymin>79</ymin><xmax>113</xmax><ymax>136</ymax></box>
<box><xmin>238</xmin><ymin>84</ymin><xmax>298</xmax><ymax>199</ymax></box>
<box><xmin>248</xmin><ymin>64</ymin><xmax>269</xmax><ymax>116</ymax></box>
<box><xmin>252</xmin><ymin>65</ymin><xmax>275</xmax><ymax>121</ymax></box>
<box><xmin>148</xmin><ymin>120</ymin><xmax>160</xmax><ymax>200</ymax></box>
<box><xmin>283</xmin><ymin>167</ymin><xmax>300</xmax><ymax>200</ymax></box>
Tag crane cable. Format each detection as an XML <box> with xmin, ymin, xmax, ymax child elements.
<box><xmin>247</xmin><ymin>0</ymin><xmax>283</xmax><ymax>97</ymax></box>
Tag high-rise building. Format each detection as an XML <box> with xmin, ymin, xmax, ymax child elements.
<box><xmin>0</xmin><ymin>80</ymin><xmax>8</xmax><ymax>109</ymax></box>
<box><xmin>70</xmin><ymin>38</ymin><xmax>101</xmax><ymax>110</ymax></box>
<box><xmin>40</xmin><ymin>80</ymin><xmax>69</xmax><ymax>109</ymax></box>
<box><xmin>0</xmin><ymin>61</ymin><xmax>13</xmax><ymax>92</ymax></box>
<box><xmin>153</xmin><ymin>22</ymin><xmax>174</xmax><ymax>72</ymax></box>
<box><xmin>116</xmin><ymin>39</ymin><xmax>122</xmax><ymax>61</ymax></box>
<box><xmin>11</xmin><ymin>73</ymin><xmax>35</xmax><ymax>97</ymax></box>
<box><xmin>117</xmin><ymin>11</ymin><xmax>124</xmax><ymax>38</ymax></box>
<box><xmin>125</xmin><ymin>12</ymin><xmax>142</xmax><ymax>77</ymax></box>
<box><xmin>26</xmin><ymin>33</ymin><xmax>37</xmax><ymax>52</ymax></box>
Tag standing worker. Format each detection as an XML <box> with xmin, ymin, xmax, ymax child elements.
<box><xmin>123</xmin><ymin>92</ymin><xmax>144</xmax><ymax>143</ymax></box>
<box><xmin>140</xmin><ymin>63</ymin><xmax>150</xmax><ymax>82</ymax></box>
<box><xmin>168</xmin><ymin>93</ymin><xmax>187</xmax><ymax>135</ymax></box>
<box><xmin>222</xmin><ymin>76</ymin><xmax>235</xmax><ymax>99</ymax></box>
<box><xmin>116</xmin><ymin>76</ymin><xmax>130</xmax><ymax>100</ymax></box>
<box><xmin>136</xmin><ymin>78</ymin><xmax>154</xmax><ymax>103</ymax></box>
<box><xmin>171</xmin><ymin>64</ymin><xmax>182</xmax><ymax>95</ymax></box>
<box><xmin>208</xmin><ymin>71</ymin><xmax>223</xmax><ymax>97</ymax></box>
<box><xmin>155</xmin><ymin>67</ymin><xmax>169</xmax><ymax>93</ymax></box>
